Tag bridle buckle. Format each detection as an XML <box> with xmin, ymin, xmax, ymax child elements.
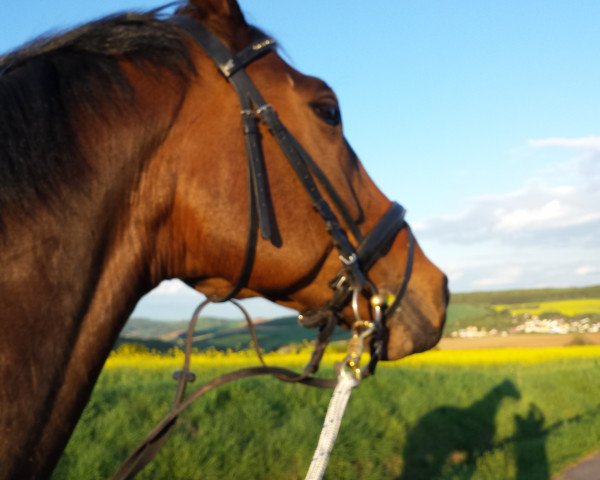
<box><xmin>339</xmin><ymin>253</ymin><xmax>357</xmax><ymax>266</ymax></box>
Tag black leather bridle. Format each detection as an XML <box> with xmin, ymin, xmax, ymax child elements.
<box><xmin>171</xmin><ymin>15</ymin><xmax>414</xmax><ymax>372</ymax></box>
<box><xmin>111</xmin><ymin>15</ymin><xmax>417</xmax><ymax>480</ymax></box>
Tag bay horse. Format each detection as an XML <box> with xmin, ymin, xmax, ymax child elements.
<box><xmin>0</xmin><ymin>1</ymin><xmax>448</xmax><ymax>478</ymax></box>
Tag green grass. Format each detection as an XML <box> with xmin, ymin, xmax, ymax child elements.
<box><xmin>53</xmin><ymin>351</ymin><xmax>600</xmax><ymax>480</ymax></box>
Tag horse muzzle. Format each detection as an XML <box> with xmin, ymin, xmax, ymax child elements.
<box><xmin>383</xmin><ymin>274</ymin><xmax>449</xmax><ymax>360</ymax></box>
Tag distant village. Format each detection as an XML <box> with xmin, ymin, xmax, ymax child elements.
<box><xmin>451</xmin><ymin>314</ymin><xmax>600</xmax><ymax>338</ymax></box>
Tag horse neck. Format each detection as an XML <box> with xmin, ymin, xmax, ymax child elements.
<box><xmin>0</xmin><ymin>106</ymin><xmax>178</xmax><ymax>480</ymax></box>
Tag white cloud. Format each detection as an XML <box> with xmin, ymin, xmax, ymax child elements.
<box><xmin>528</xmin><ymin>135</ymin><xmax>600</xmax><ymax>151</ymax></box>
<box><xmin>152</xmin><ymin>279</ymin><xmax>198</xmax><ymax>296</ymax></box>
<box><xmin>576</xmin><ymin>265</ymin><xmax>598</xmax><ymax>276</ymax></box>
<box><xmin>474</xmin><ymin>266</ymin><xmax>523</xmax><ymax>288</ymax></box>
<box><xmin>415</xmin><ymin>136</ymin><xmax>600</xmax><ymax>291</ymax></box>
<box><xmin>493</xmin><ymin>199</ymin><xmax>567</xmax><ymax>233</ymax></box>
<box><xmin>416</xmin><ymin>139</ymin><xmax>600</xmax><ymax>246</ymax></box>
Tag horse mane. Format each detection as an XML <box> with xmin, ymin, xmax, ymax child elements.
<box><xmin>0</xmin><ymin>11</ymin><xmax>197</xmax><ymax>227</ymax></box>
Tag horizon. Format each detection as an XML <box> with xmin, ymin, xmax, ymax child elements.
<box><xmin>129</xmin><ymin>282</ymin><xmax>600</xmax><ymax>322</ymax></box>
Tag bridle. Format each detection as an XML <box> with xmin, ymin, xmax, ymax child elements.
<box><xmin>112</xmin><ymin>15</ymin><xmax>415</xmax><ymax>479</ymax></box>
<box><xmin>171</xmin><ymin>15</ymin><xmax>415</xmax><ymax>375</ymax></box>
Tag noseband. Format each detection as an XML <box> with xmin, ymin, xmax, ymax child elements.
<box><xmin>171</xmin><ymin>16</ymin><xmax>414</xmax><ymax>373</ymax></box>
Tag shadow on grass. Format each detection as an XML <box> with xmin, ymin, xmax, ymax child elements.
<box><xmin>514</xmin><ymin>403</ymin><xmax>550</xmax><ymax>480</ymax></box>
<box><xmin>397</xmin><ymin>379</ymin><xmax>547</xmax><ymax>480</ymax></box>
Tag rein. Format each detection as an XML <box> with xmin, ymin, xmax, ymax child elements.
<box><xmin>112</xmin><ymin>14</ymin><xmax>415</xmax><ymax>479</ymax></box>
<box><xmin>112</xmin><ymin>300</ymin><xmax>369</xmax><ymax>480</ymax></box>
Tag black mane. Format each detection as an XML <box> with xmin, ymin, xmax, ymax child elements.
<box><xmin>0</xmin><ymin>11</ymin><xmax>195</xmax><ymax>226</ymax></box>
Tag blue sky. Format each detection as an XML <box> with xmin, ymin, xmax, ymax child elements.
<box><xmin>2</xmin><ymin>1</ymin><xmax>599</xmax><ymax>319</ymax></box>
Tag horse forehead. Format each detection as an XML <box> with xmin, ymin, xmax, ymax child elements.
<box><xmin>287</xmin><ymin>73</ymin><xmax>336</xmax><ymax>100</ymax></box>
<box><xmin>248</xmin><ymin>52</ymin><xmax>335</xmax><ymax>98</ymax></box>
<box><xmin>280</xmin><ymin>67</ymin><xmax>335</xmax><ymax>95</ymax></box>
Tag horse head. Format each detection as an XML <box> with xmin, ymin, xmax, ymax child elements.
<box><xmin>149</xmin><ymin>0</ymin><xmax>449</xmax><ymax>360</ymax></box>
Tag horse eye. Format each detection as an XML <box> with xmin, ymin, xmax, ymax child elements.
<box><xmin>311</xmin><ymin>102</ymin><xmax>341</xmax><ymax>127</ymax></box>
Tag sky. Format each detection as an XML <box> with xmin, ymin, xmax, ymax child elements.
<box><xmin>2</xmin><ymin>1</ymin><xmax>599</xmax><ymax>319</ymax></box>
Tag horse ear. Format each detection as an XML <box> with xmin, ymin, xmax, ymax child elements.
<box><xmin>186</xmin><ymin>0</ymin><xmax>246</xmax><ymax>26</ymax></box>
<box><xmin>181</xmin><ymin>0</ymin><xmax>249</xmax><ymax>48</ymax></box>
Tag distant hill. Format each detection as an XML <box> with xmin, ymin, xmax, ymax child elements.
<box><xmin>116</xmin><ymin>315</ymin><xmax>351</xmax><ymax>353</ymax></box>
<box><xmin>117</xmin><ymin>285</ymin><xmax>600</xmax><ymax>349</ymax></box>
<box><xmin>119</xmin><ymin>316</ymin><xmax>244</xmax><ymax>340</ymax></box>
<box><xmin>452</xmin><ymin>284</ymin><xmax>600</xmax><ymax>305</ymax></box>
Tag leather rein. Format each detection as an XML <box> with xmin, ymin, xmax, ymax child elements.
<box><xmin>111</xmin><ymin>15</ymin><xmax>414</xmax><ymax>479</ymax></box>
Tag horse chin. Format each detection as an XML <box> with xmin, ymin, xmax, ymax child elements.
<box><xmin>383</xmin><ymin>293</ymin><xmax>447</xmax><ymax>361</ymax></box>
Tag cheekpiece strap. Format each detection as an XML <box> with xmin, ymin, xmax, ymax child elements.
<box><xmin>171</xmin><ymin>15</ymin><xmax>276</xmax><ymax>78</ymax></box>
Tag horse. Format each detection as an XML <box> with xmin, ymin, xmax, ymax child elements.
<box><xmin>0</xmin><ymin>1</ymin><xmax>448</xmax><ymax>478</ymax></box>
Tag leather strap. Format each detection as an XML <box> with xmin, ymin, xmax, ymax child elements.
<box><xmin>171</xmin><ymin>15</ymin><xmax>363</xmax><ymax>249</ymax></box>
<box><xmin>357</xmin><ymin>202</ymin><xmax>406</xmax><ymax>272</ymax></box>
<box><xmin>300</xmin><ymin>202</ymin><xmax>408</xmax><ymax>323</ymax></box>
<box><xmin>112</xmin><ymin>300</ymin><xmax>336</xmax><ymax>480</ymax></box>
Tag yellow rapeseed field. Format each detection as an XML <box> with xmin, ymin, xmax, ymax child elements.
<box><xmin>396</xmin><ymin>345</ymin><xmax>600</xmax><ymax>366</ymax></box>
<box><xmin>106</xmin><ymin>344</ymin><xmax>600</xmax><ymax>370</ymax></box>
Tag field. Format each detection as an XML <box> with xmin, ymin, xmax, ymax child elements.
<box><xmin>494</xmin><ymin>299</ymin><xmax>600</xmax><ymax>317</ymax></box>
<box><xmin>439</xmin><ymin>333</ymin><xmax>600</xmax><ymax>350</ymax></box>
<box><xmin>52</xmin><ymin>346</ymin><xmax>600</xmax><ymax>480</ymax></box>
<box><xmin>446</xmin><ymin>285</ymin><xmax>600</xmax><ymax>337</ymax></box>
<box><xmin>70</xmin><ymin>284</ymin><xmax>600</xmax><ymax>479</ymax></box>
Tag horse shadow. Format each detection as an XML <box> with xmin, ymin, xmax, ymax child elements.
<box><xmin>514</xmin><ymin>403</ymin><xmax>550</xmax><ymax>480</ymax></box>
<box><xmin>398</xmin><ymin>379</ymin><xmax>522</xmax><ymax>480</ymax></box>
